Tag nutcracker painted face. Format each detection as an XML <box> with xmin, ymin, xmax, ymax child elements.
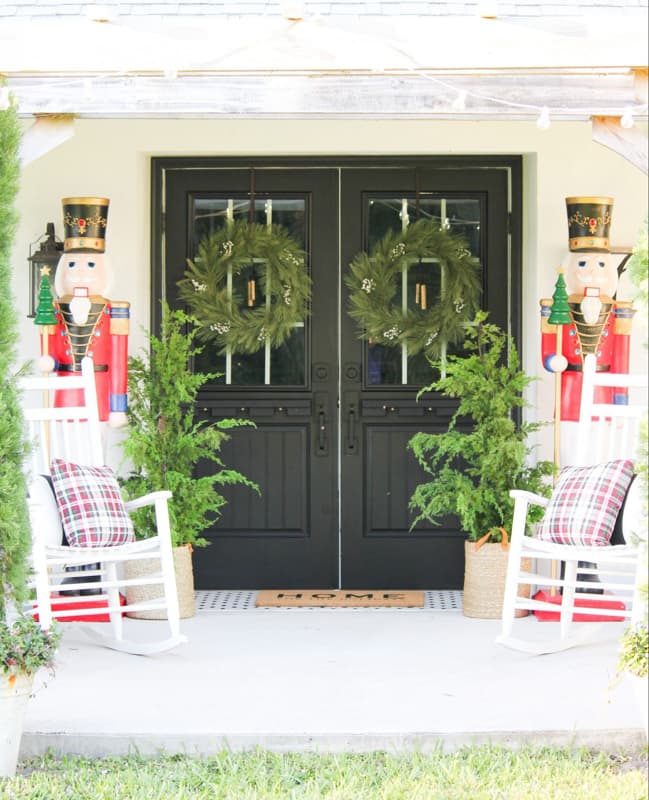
<box><xmin>564</xmin><ymin>251</ymin><xmax>618</xmax><ymax>298</ymax></box>
<box><xmin>564</xmin><ymin>251</ymin><xmax>621</xmax><ymax>325</ymax></box>
<box><xmin>54</xmin><ymin>251</ymin><xmax>113</xmax><ymax>325</ymax></box>
<box><xmin>54</xmin><ymin>251</ymin><xmax>113</xmax><ymax>298</ymax></box>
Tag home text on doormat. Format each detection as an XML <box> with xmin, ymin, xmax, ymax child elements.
<box><xmin>255</xmin><ymin>590</ymin><xmax>425</xmax><ymax>608</ymax></box>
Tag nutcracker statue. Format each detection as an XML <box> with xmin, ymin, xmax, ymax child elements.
<box><xmin>37</xmin><ymin>197</ymin><xmax>129</xmax><ymax>427</ymax></box>
<box><xmin>541</xmin><ymin>197</ymin><xmax>635</xmax><ymax>428</ymax></box>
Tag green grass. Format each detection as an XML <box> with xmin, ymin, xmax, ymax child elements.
<box><xmin>1</xmin><ymin>746</ymin><xmax>647</xmax><ymax>800</ymax></box>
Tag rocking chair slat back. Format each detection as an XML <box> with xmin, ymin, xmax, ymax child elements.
<box><xmin>497</xmin><ymin>354</ymin><xmax>648</xmax><ymax>654</ymax></box>
<box><xmin>17</xmin><ymin>357</ymin><xmax>187</xmax><ymax>656</ymax></box>
<box><xmin>576</xmin><ymin>355</ymin><xmax>648</xmax><ymax>466</ymax></box>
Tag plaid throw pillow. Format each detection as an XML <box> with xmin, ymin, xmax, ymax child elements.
<box><xmin>50</xmin><ymin>459</ymin><xmax>135</xmax><ymax>548</ymax></box>
<box><xmin>537</xmin><ymin>459</ymin><xmax>635</xmax><ymax>547</ymax></box>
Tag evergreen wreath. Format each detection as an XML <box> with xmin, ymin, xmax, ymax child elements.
<box><xmin>178</xmin><ymin>220</ymin><xmax>311</xmax><ymax>355</ymax></box>
<box><xmin>345</xmin><ymin>219</ymin><xmax>482</xmax><ymax>359</ymax></box>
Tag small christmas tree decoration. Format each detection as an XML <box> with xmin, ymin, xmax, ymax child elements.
<box><xmin>34</xmin><ymin>266</ymin><xmax>57</xmax><ymax>327</ymax></box>
<box><xmin>548</xmin><ymin>268</ymin><xmax>571</xmax><ymax>325</ymax></box>
<box><xmin>34</xmin><ymin>266</ymin><xmax>57</xmax><ymax>362</ymax></box>
<box><xmin>549</xmin><ymin>266</ymin><xmax>572</xmax><ymax>474</ymax></box>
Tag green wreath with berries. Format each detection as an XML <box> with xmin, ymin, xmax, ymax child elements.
<box><xmin>345</xmin><ymin>219</ymin><xmax>482</xmax><ymax>359</ymax></box>
<box><xmin>178</xmin><ymin>220</ymin><xmax>311</xmax><ymax>355</ymax></box>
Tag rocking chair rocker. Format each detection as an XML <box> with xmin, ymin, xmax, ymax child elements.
<box><xmin>19</xmin><ymin>357</ymin><xmax>187</xmax><ymax>655</ymax></box>
<box><xmin>497</xmin><ymin>354</ymin><xmax>648</xmax><ymax>654</ymax></box>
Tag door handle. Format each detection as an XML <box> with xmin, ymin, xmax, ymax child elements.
<box><xmin>314</xmin><ymin>392</ymin><xmax>328</xmax><ymax>457</ymax></box>
<box><xmin>344</xmin><ymin>392</ymin><xmax>359</xmax><ymax>455</ymax></box>
<box><xmin>318</xmin><ymin>409</ymin><xmax>327</xmax><ymax>452</ymax></box>
<box><xmin>346</xmin><ymin>405</ymin><xmax>357</xmax><ymax>454</ymax></box>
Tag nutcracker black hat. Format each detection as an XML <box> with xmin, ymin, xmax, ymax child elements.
<box><xmin>62</xmin><ymin>196</ymin><xmax>109</xmax><ymax>252</ymax></box>
<box><xmin>565</xmin><ymin>196</ymin><xmax>613</xmax><ymax>252</ymax></box>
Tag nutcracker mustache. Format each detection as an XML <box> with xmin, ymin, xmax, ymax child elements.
<box><xmin>70</xmin><ymin>287</ymin><xmax>91</xmax><ymax>324</ymax></box>
<box><xmin>575</xmin><ymin>272</ymin><xmax>608</xmax><ymax>286</ymax></box>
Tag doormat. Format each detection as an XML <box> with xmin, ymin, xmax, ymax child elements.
<box><xmin>255</xmin><ymin>590</ymin><xmax>425</xmax><ymax>608</ymax></box>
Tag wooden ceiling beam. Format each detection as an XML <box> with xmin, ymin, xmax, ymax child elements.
<box><xmin>591</xmin><ymin>115</ymin><xmax>648</xmax><ymax>175</ymax></box>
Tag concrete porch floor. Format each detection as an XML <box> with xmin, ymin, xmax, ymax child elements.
<box><xmin>20</xmin><ymin>591</ymin><xmax>647</xmax><ymax>760</ymax></box>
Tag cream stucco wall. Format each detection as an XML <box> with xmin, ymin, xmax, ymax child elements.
<box><xmin>10</xmin><ymin>118</ymin><xmax>648</xmax><ymax>464</ymax></box>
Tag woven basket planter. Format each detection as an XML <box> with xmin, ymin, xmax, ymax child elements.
<box><xmin>124</xmin><ymin>543</ymin><xmax>195</xmax><ymax>619</ymax></box>
<box><xmin>463</xmin><ymin>540</ymin><xmax>531</xmax><ymax>619</ymax></box>
<box><xmin>1</xmin><ymin>672</ymin><xmax>33</xmax><ymax>778</ymax></box>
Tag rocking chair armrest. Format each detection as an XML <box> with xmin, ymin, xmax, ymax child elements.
<box><xmin>509</xmin><ymin>489</ymin><xmax>550</xmax><ymax>508</ymax></box>
<box><xmin>123</xmin><ymin>490</ymin><xmax>173</xmax><ymax>512</ymax></box>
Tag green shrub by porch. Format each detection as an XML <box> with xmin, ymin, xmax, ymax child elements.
<box><xmin>0</xmin><ymin>89</ymin><xmax>31</xmax><ymax>618</ymax></box>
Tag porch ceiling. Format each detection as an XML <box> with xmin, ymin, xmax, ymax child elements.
<box><xmin>1</xmin><ymin>8</ymin><xmax>648</xmax><ymax>121</ymax></box>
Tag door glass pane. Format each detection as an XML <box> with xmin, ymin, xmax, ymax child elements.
<box><xmin>366</xmin><ymin>195</ymin><xmax>483</xmax><ymax>388</ymax></box>
<box><xmin>188</xmin><ymin>196</ymin><xmax>308</xmax><ymax>387</ymax></box>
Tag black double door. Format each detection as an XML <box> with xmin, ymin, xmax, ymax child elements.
<box><xmin>153</xmin><ymin>157</ymin><xmax>520</xmax><ymax>589</ymax></box>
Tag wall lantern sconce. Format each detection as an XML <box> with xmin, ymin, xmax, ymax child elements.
<box><xmin>27</xmin><ymin>222</ymin><xmax>63</xmax><ymax>318</ymax></box>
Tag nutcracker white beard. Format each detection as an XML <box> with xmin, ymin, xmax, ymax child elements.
<box><xmin>70</xmin><ymin>291</ymin><xmax>92</xmax><ymax>324</ymax></box>
<box><xmin>580</xmin><ymin>292</ymin><xmax>603</xmax><ymax>325</ymax></box>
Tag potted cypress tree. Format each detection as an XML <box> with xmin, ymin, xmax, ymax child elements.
<box><xmin>0</xmin><ymin>86</ymin><xmax>61</xmax><ymax>777</ymax></box>
<box><xmin>120</xmin><ymin>301</ymin><xmax>258</xmax><ymax>618</ymax></box>
<box><xmin>408</xmin><ymin>312</ymin><xmax>555</xmax><ymax>618</ymax></box>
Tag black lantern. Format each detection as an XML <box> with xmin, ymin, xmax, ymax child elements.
<box><xmin>27</xmin><ymin>222</ymin><xmax>63</xmax><ymax>318</ymax></box>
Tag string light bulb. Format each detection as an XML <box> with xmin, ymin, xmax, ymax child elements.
<box><xmin>85</xmin><ymin>4</ymin><xmax>115</xmax><ymax>22</ymax></box>
<box><xmin>281</xmin><ymin>2</ymin><xmax>304</xmax><ymax>20</ymax></box>
<box><xmin>536</xmin><ymin>106</ymin><xmax>551</xmax><ymax>129</ymax></box>
<box><xmin>620</xmin><ymin>107</ymin><xmax>634</xmax><ymax>129</ymax></box>
<box><xmin>477</xmin><ymin>0</ymin><xmax>498</xmax><ymax>18</ymax></box>
<box><xmin>451</xmin><ymin>90</ymin><xmax>467</xmax><ymax>112</ymax></box>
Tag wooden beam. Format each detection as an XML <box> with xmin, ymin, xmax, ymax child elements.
<box><xmin>18</xmin><ymin>114</ymin><xmax>76</xmax><ymax>167</ymax></box>
<box><xmin>591</xmin><ymin>115</ymin><xmax>648</xmax><ymax>175</ymax></box>
<box><xmin>633</xmin><ymin>68</ymin><xmax>648</xmax><ymax>105</ymax></box>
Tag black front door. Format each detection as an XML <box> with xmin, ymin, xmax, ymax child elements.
<box><xmin>152</xmin><ymin>157</ymin><xmax>520</xmax><ymax>589</ymax></box>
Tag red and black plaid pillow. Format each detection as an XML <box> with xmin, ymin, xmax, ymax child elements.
<box><xmin>50</xmin><ymin>459</ymin><xmax>135</xmax><ymax>548</ymax></box>
<box><xmin>537</xmin><ymin>459</ymin><xmax>635</xmax><ymax>547</ymax></box>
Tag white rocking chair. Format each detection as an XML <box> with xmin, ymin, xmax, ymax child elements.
<box><xmin>497</xmin><ymin>353</ymin><xmax>648</xmax><ymax>654</ymax></box>
<box><xmin>19</xmin><ymin>357</ymin><xmax>187</xmax><ymax>655</ymax></box>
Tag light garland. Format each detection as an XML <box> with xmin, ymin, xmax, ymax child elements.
<box><xmin>536</xmin><ymin>106</ymin><xmax>551</xmax><ymax>130</ymax></box>
<box><xmin>4</xmin><ymin>69</ymin><xmax>646</xmax><ymax>123</ymax></box>
<box><xmin>621</xmin><ymin>107</ymin><xmax>635</xmax><ymax>129</ymax></box>
<box><xmin>3</xmin><ymin>4</ymin><xmax>646</xmax><ymax>123</ymax></box>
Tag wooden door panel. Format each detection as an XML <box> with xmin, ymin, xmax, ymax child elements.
<box><xmin>365</xmin><ymin>426</ymin><xmax>433</xmax><ymax>536</ymax></box>
<box><xmin>214</xmin><ymin>425</ymin><xmax>309</xmax><ymax>535</ymax></box>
